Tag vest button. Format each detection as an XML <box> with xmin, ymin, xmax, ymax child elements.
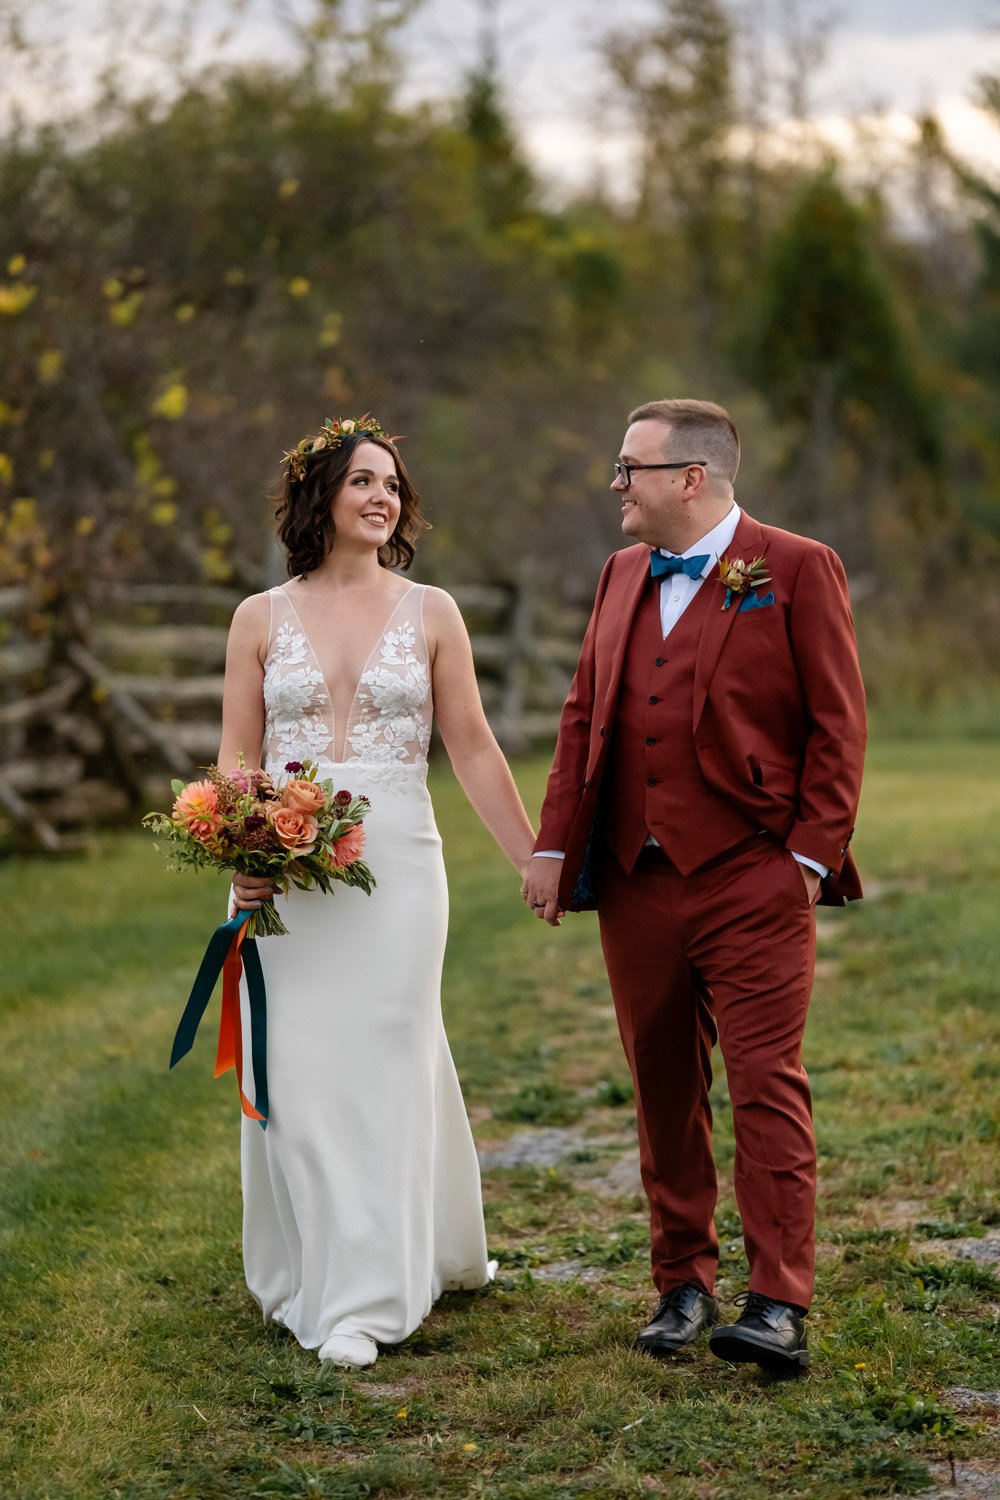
<box><xmin>648</xmin><ymin>695</ymin><xmax>659</xmax><ymax>705</ymax></box>
<box><xmin>645</xmin><ymin>737</ymin><xmax>656</xmax><ymax>746</ymax></box>
<box><xmin>655</xmin><ymin>657</ymin><xmax>665</xmax><ymax>666</ymax></box>
<box><xmin>647</xmin><ymin>777</ymin><xmax>658</xmax><ymax>787</ymax></box>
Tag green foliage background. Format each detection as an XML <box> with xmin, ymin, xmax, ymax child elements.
<box><xmin>2</xmin><ymin>0</ymin><xmax>1000</xmax><ymax>711</ymax></box>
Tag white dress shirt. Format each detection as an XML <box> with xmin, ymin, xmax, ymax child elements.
<box><xmin>535</xmin><ymin>505</ymin><xmax>828</xmax><ymax>879</ymax></box>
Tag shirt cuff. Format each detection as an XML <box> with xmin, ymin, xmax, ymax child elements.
<box><xmin>533</xmin><ymin>850</ymin><xmax>565</xmax><ymax>859</ymax></box>
<box><xmin>791</xmin><ymin>851</ymin><xmax>830</xmax><ymax>879</ymax></box>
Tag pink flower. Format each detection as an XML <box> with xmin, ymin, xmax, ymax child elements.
<box><xmin>329</xmin><ymin>822</ymin><xmax>366</xmax><ymax>868</ymax></box>
<box><xmin>173</xmin><ymin>780</ymin><xmax>221</xmax><ymax>841</ymax></box>
<box><xmin>283</xmin><ymin>778</ymin><xmax>326</xmax><ymax>816</ymax></box>
<box><xmin>270</xmin><ymin>806</ymin><xmax>319</xmax><ymax>854</ymax></box>
<box><xmin>228</xmin><ymin>768</ymin><xmax>252</xmax><ymax>793</ymax></box>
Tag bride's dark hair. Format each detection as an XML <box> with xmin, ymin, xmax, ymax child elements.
<box><xmin>274</xmin><ymin>432</ymin><xmax>429</xmax><ymax>577</ymax></box>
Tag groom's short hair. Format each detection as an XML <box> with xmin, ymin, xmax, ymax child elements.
<box><xmin>628</xmin><ymin>398</ymin><xmax>741</xmax><ymax>484</ymax></box>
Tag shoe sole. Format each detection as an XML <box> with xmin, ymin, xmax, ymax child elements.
<box><xmin>709</xmin><ymin>1331</ymin><xmax>809</xmax><ymax>1374</ymax></box>
<box><xmin>636</xmin><ymin>1323</ymin><xmax>717</xmax><ymax>1359</ymax></box>
<box><xmin>635</xmin><ymin>1337</ymin><xmax>695</xmax><ymax>1358</ymax></box>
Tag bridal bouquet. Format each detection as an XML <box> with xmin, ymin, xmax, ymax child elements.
<box><xmin>143</xmin><ymin>758</ymin><xmax>375</xmax><ymax>938</ymax></box>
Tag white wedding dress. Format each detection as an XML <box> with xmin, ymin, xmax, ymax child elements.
<box><xmin>239</xmin><ymin>582</ymin><xmax>491</xmax><ymax>1363</ymax></box>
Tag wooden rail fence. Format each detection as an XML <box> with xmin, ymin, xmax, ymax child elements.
<box><xmin>0</xmin><ymin>573</ymin><xmax>588</xmax><ymax>854</ymax></box>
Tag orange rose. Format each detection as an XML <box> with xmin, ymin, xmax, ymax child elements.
<box><xmin>271</xmin><ymin>806</ymin><xmax>319</xmax><ymax>854</ymax></box>
<box><xmin>172</xmin><ymin>780</ymin><xmax>221</xmax><ymax>842</ymax></box>
<box><xmin>283</xmin><ymin>778</ymin><xmax>326</xmax><ymax>816</ymax></box>
<box><xmin>329</xmin><ymin>822</ymin><xmax>366</xmax><ymax>868</ymax></box>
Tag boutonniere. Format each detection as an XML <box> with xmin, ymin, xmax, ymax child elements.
<box><xmin>717</xmin><ymin>554</ymin><xmax>771</xmax><ymax>610</ymax></box>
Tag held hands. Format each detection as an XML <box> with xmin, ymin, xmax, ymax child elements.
<box><xmin>520</xmin><ymin>856</ymin><xmax>566</xmax><ymax>927</ymax></box>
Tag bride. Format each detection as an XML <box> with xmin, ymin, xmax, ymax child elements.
<box><xmin>218</xmin><ymin>415</ymin><xmax>536</xmax><ymax>1369</ymax></box>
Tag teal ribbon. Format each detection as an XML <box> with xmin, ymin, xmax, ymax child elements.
<box><xmin>169</xmin><ymin>906</ymin><xmax>269</xmax><ymax>1129</ymax></box>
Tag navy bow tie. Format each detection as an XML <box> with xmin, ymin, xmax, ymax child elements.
<box><xmin>650</xmin><ymin>551</ymin><xmax>711</xmax><ymax>581</ymax></box>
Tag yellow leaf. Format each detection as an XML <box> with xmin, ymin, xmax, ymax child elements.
<box><xmin>151</xmin><ymin>501</ymin><xmax>178</xmax><ymax>526</ymax></box>
<box><xmin>0</xmin><ymin>453</ymin><xmax>13</xmax><ymax>485</ymax></box>
<box><xmin>288</xmin><ymin>276</ymin><xmax>311</xmax><ymax>298</ymax></box>
<box><xmin>278</xmin><ymin>177</ymin><xmax>300</xmax><ymax>198</ymax></box>
<box><xmin>76</xmin><ymin>515</ymin><xmax>96</xmax><ymax>536</ymax></box>
<box><xmin>103</xmin><ymin>276</ymin><xmax>125</xmax><ymax>300</ymax></box>
<box><xmin>462</xmin><ymin>1443</ymin><xmax>478</xmax><ymax>1452</ymax></box>
<box><xmin>224</xmin><ymin>267</ymin><xmax>247</xmax><ymax>287</ymax></box>
<box><xmin>151</xmin><ymin>383</ymin><xmax>188</xmax><ymax>420</ymax></box>
<box><xmin>38</xmin><ymin>349</ymin><xmax>64</xmax><ymax>383</ymax></box>
<box><xmin>7</xmin><ymin>254</ymin><xmax>25</xmax><ymax>275</ymax></box>
<box><xmin>175</xmin><ymin>302</ymin><xmax>196</xmax><ymax>322</ymax></box>
<box><xmin>200</xmin><ymin>545</ymin><xmax>232</xmax><ymax>583</ymax></box>
<box><xmin>319</xmin><ymin>311</ymin><xmax>342</xmax><ymax>348</ymax></box>
<box><xmin>152</xmin><ymin>476</ymin><xmax>177</xmax><ymax>497</ymax></box>
<box><xmin>395</xmin><ymin>1408</ymin><xmax>408</xmax><ymax>1420</ymax></box>
<box><xmin>110</xmin><ymin>291</ymin><xmax>144</xmax><ymax>326</ymax></box>
<box><xmin>0</xmin><ymin>283</ymin><xmax>37</xmax><ymax>316</ymax></box>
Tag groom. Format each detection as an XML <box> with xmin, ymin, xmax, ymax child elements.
<box><xmin>522</xmin><ymin>399</ymin><xmax>866</xmax><ymax>1374</ymax></box>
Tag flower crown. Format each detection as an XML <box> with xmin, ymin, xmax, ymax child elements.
<box><xmin>281</xmin><ymin>414</ymin><xmax>402</xmax><ymax>484</ymax></box>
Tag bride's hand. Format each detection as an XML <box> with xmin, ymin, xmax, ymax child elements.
<box><xmin>232</xmin><ymin>873</ymin><xmax>275</xmax><ymax>910</ymax></box>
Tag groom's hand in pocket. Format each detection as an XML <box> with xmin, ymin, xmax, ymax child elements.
<box><xmin>521</xmin><ymin>855</ymin><xmax>565</xmax><ymax>927</ymax></box>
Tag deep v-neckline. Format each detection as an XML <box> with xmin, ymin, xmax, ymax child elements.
<box><xmin>277</xmin><ymin>583</ymin><xmax>420</xmax><ymax>763</ymax></box>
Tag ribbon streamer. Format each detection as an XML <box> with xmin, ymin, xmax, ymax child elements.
<box><xmin>170</xmin><ymin>907</ymin><xmax>269</xmax><ymax>1128</ymax></box>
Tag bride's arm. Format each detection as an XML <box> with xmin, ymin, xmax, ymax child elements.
<box><xmin>218</xmin><ymin>593</ymin><xmax>272</xmax><ymax>908</ymax></box>
<box><xmin>218</xmin><ymin>592</ymin><xmax>270</xmax><ymax>770</ymax></box>
<box><xmin>425</xmin><ymin>587</ymin><xmax>536</xmax><ymax>875</ymax></box>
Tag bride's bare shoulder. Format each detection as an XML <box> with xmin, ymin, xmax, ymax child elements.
<box><xmin>227</xmin><ymin>589</ymin><xmax>273</xmax><ymax>646</ymax></box>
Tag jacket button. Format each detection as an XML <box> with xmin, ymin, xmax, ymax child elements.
<box><xmin>645</xmin><ymin>736</ymin><xmax>656</xmax><ymax>746</ymax></box>
<box><xmin>655</xmin><ymin>657</ymin><xmax>665</xmax><ymax>667</ymax></box>
<box><xmin>648</xmin><ymin>695</ymin><xmax>659</xmax><ymax>705</ymax></box>
<box><xmin>647</xmin><ymin>777</ymin><xmax>658</xmax><ymax>787</ymax></box>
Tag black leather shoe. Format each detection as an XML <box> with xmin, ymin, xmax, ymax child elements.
<box><xmin>636</xmin><ymin>1281</ymin><xmax>718</xmax><ymax>1357</ymax></box>
<box><xmin>709</xmin><ymin>1292</ymin><xmax>809</xmax><ymax>1374</ymax></box>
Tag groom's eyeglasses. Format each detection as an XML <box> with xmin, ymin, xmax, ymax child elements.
<box><xmin>614</xmin><ymin>459</ymin><xmax>707</xmax><ymax>489</ymax></box>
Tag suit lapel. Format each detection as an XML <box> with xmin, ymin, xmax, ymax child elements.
<box><xmin>601</xmin><ymin>547</ymin><xmax>650</xmax><ymax>718</ymax></box>
<box><xmin>693</xmin><ymin>511</ymin><xmax>768</xmax><ymax>730</ymax></box>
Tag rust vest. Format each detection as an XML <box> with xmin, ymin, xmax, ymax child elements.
<box><xmin>603</xmin><ymin>577</ymin><xmax>757</xmax><ymax>875</ymax></box>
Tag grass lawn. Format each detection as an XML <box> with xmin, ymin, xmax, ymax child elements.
<box><xmin>1</xmin><ymin>738</ymin><xmax>998</xmax><ymax>1499</ymax></box>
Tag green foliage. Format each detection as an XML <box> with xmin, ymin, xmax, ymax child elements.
<box><xmin>2</xmin><ymin>742</ymin><xmax>999</xmax><ymax>1497</ymax></box>
<box><xmin>1</xmin><ymin>16</ymin><xmax>1000</xmax><ymax>702</ymax></box>
<box><xmin>738</xmin><ymin>170</ymin><xmax>940</xmax><ymax>469</ymax></box>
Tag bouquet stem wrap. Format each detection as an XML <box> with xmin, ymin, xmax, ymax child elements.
<box><xmin>169</xmin><ymin>907</ymin><xmax>269</xmax><ymax>1129</ymax></box>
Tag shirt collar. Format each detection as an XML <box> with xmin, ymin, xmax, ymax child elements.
<box><xmin>657</xmin><ymin>504</ymin><xmax>741</xmax><ymax>579</ymax></box>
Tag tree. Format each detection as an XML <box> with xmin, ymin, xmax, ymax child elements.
<box><xmin>603</xmin><ymin>0</ymin><xmax>736</xmax><ymax>344</ymax></box>
<box><xmin>739</xmin><ymin>171</ymin><xmax>940</xmax><ymax>470</ymax></box>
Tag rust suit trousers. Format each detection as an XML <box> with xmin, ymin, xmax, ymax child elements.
<box><xmin>598</xmin><ymin>833</ymin><xmax>818</xmax><ymax>1310</ymax></box>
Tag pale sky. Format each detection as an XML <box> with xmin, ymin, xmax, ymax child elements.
<box><xmin>7</xmin><ymin>0</ymin><xmax>1000</xmax><ymax>191</ymax></box>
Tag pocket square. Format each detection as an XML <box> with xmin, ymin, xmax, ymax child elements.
<box><xmin>738</xmin><ymin>589</ymin><xmax>775</xmax><ymax>613</ymax></box>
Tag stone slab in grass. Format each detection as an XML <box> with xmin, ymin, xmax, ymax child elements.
<box><xmin>478</xmin><ymin>1128</ymin><xmax>589</xmax><ymax>1169</ymax></box>
<box><xmin>530</xmin><ymin>1259</ymin><xmax>608</xmax><ymax>1283</ymax></box>
<box><xmin>943</xmin><ymin>1386</ymin><xmax>1000</xmax><ymax>1414</ymax></box>
<box><xmin>897</xmin><ymin>1459</ymin><xmax>1000</xmax><ymax>1500</ymax></box>
<box><xmin>921</xmin><ymin>1232</ymin><xmax>1000</xmax><ymax>1267</ymax></box>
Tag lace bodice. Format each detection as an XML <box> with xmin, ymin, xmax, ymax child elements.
<box><xmin>261</xmin><ymin>584</ymin><xmax>432</xmax><ymax>792</ymax></box>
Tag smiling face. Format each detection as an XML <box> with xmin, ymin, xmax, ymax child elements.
<box><xmin>330</xmin><ymin>440</ymin><xmax>403</xmax><ymax>550</ymax></box>
<box><xmin>612</xmin><ymin>420</ymin><xmax>695</xmax><ymax>549</ymax></box>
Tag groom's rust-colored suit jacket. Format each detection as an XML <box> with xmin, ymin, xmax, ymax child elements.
<box><xmin>535</xmin><ymin>511</ymin><xmax>867</xmax><ymax>908</ymax></box>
